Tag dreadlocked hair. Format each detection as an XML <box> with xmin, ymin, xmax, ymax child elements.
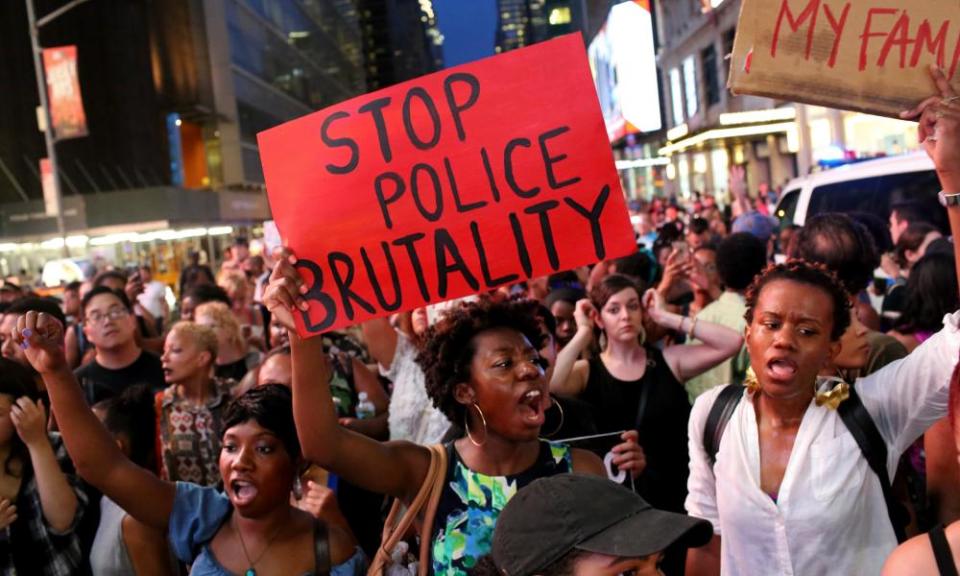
<box><xmin>744</xmin><ymin>259</ymin><xmax>852</xmax><ymax>341</ymax></box>
<box><xmin>416</xmin><ymin>297</ymin><xmax>546</xmax><ymax>424</ymax></box>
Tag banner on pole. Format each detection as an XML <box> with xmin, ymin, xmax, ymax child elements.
<box><xmin>259</xmin><ymin>34</ymin><xmax>637</xmax><ymax>337</ymax></box>
<box><xmin>43</xmin><ymin>46</ymin><xmax>88</xmax><ymax>140</ymax></box>
<box><xmin>729</xmin><ymin>0</ymin><xmax>960</xmax><ymax>118</ymax></box>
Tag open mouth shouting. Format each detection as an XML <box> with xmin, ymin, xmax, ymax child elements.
<box><xmin>765</xmin><ymin>357</ymin><xmax>798</xmax><ymax>383</ymax></box>
<box><xmin>518</xmin><ymin>388</ymin><xmax>549</xmax><ymax>426</ymax></box>
<box><xmin>230</xmin><ymin>478</ymin><xmax>259</xmax><ymax>508</ymax></box>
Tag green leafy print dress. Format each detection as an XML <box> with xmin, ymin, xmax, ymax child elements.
<box><xmin>430</xmin><ymin>441</ymin><xmax>572</xmax><ymax>574</ymax></box>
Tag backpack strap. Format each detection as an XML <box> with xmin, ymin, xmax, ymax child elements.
<box><xmin>836</xmin><ymin>384</ymin><xmax>908</xmax><ymax>543</ymax></box>
<box><xmin>929</xmin><ymin>524</ymin><xmax>960</xmax><ymax>576</ymax></box>
<box><xmin>313</xmin><ymin>517</ymin><xmax>331</xmax><ymax>575</ymax></box>
<box><xmin>703</xmin><ymin>385</ymin><xmax>745</xmax><ymax>466</ymax></box>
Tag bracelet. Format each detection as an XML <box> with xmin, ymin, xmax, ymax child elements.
<box><xmin>688</xmin><ymin>316</ymin><xmax>699</xmax><ymax>339</ymax></box>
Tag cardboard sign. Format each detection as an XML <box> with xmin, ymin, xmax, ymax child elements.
<box><xmin>258</xmin><ymin>34</ymin><xmax>636</xmax><ymax>337</ymax></box>
<box><xmin>729</xmin><ymin>0</ymin><xmax>960</xmax><ymax>118</ymax></box>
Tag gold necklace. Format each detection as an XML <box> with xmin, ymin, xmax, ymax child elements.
<box><xmin>235</xmin><ymin>517</ymin><xmax>286</xmax><ymax>576</ymax></box>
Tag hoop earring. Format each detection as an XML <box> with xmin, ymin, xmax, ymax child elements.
<box><xmin>465</xmin><ymin>403</ymin><xmax>488</xmax><ymax>447</ymax></box>
<box><xmin>542</xmin><ymin>397</ymin><xmax>565</xmax><ymax>439</ymax></box>
<box><xmin>292</xmin><ymin>474</ymin><xmax>303</xmax><ymax>500</ymax></box>
<box><xmin>637</xmin><ymin>324</ymin><xmax>647</xmax><ymax>346</ymax></box>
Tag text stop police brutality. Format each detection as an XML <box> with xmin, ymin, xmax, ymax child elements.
<box><xmin>259</xmin><ymin>35</ymin><xmax>636</xmax><ymax>336</ymax></box>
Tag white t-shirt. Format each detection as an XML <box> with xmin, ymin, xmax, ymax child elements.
<box><xmin>686</xmin><ymin>311</ymin><xmax>960</xmax><ymax>576</ymax></box>
<box><xmin>380</xmin><ymin>331</ymin><xmax>450</xmax><ymax>445</ymax></box>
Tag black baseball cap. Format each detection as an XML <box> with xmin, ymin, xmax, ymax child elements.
<box><xmin>491</xmin><ymin>474</ymin><xmax>713</xmax><ymax>575</ymax></box>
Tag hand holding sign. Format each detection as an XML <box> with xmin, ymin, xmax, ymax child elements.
<box><xmin>263</xmin><ymin>247</ymin><xmax>309</xmax><ymax>332</ymax></box>
<box><xmin>901</xmin><ymin>66</ymin><xmax>960</xmax><ymax>191</ymax></box>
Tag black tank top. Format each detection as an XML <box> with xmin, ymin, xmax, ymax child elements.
<box><xmin>581</xmin><ymin>346</ymin><xmax>691</xmax><ymax>513</ymax></box>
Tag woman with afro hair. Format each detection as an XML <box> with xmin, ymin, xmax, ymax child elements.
<box><xmin>264</xmin><ymin>255</ymin><xmax>640</xmax><ymax>575</ymax></box>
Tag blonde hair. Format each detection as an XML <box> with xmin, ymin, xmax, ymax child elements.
<box><xmin>218</xmin><ymin>272</ymin><xmax>248</xmax><ymax>302</ymax></box>
<box><xmin>194</xmin><ymin>301</ymin><xmax>244</xmax><ymax>350</ymax></box>
<box><xmin>168</xmin><ymin>321</ymin><xmax>219</xmax><ymax>362</ymax></box>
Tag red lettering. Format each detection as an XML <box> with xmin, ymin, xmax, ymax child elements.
<box><xmin>823</xmin><ymin>3</ymin><xmax>852</xmax><ymax>68</ymax></box>
<box><xmin>878</xmin><ymin>12</ymin><xmax>915</xmax><ymax>69</ymax></box>
<box><xmin>860</xmin><ymin>8</ymin><xmax>898</xmax><ymax>71</ymax></box>
<box><xmin>771</xmin><ymin>0</ymin><xmax>820</xmax><ymax>60</ymax></box>
<box><xmin>910</xmin><ymin>20</ymin><xmax>950</xmax><ymax>68</ymax></box>
<box><xmin>951</xmin><ymin>32</ymin><xmax>960</xmax><ymax>79</ymax></box>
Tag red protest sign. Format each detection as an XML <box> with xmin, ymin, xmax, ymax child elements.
<box><xmin>259</xmin><ymin>34</ymin><xmax>635</xmax><ymax>337</ymax></box>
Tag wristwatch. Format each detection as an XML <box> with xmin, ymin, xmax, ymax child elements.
<box><xmin>939</xmin><ymin>191</ymin><xmax>960</xmax><ymax>207</ymax></box>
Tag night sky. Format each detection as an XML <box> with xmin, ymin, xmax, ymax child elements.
<box><xmin>433</xmin><ymin>0</ymin><xmax>497</xmax><ymax>67</ymax></box>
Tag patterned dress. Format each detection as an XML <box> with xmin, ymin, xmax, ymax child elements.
<box><xmin>430</xmin><ymin>441</ymin><xmax>572</xmax><ymax>575</ymax></box>
<box><xmin>156</xmin><ymin>379</ymin><xmax>231</xmax><ymax>486</ymax></box>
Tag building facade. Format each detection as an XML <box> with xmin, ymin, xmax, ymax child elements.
<box><xmin>495</xmin><ymin>0</ymin><xmax>591</xmax><ymax>53</ymax></box>
<box><xmin>656</xmin><ymin>0</ymin><xmax>920</xmax><ymax>203</ymax></box>
<box><xmin>358</xmin><ymin>0</ymin><xmax>444</xmax><ymax>91</ymax></box>
<box><xmin>0</xmin><ymin>0</ymin><xmax>368</xmax><ymax>276</ymax></box>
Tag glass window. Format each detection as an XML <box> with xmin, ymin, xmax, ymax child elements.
<box><xmin>683</xmin><ymin>56</ymin><xmax>699</xmax><ymax>118</ymax></box>
<box><xmin>702</xmin><ymin>45</ymin><xmax>720</xmax><ymax>106</ymax></box>
<box><xmin>807</xmin><ymin>170</ymin><xmax>947</xmax><ymax>232</ymax></box>
<box><xmin>670</xmin><ymin>68</ymin><xmax>684</xmax><ymax>126</ymax></box>
<box><xmin>775</xmin><ymin>189</ymin><xmax>800</xmax><ymax>227</ymax></box>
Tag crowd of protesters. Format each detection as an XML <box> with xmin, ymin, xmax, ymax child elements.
<box><xmin>0</xmin><ymin>69</ymin><xmax>957</xmax><ymax>576</ymax></box>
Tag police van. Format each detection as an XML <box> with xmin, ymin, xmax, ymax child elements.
<box><xmin>774</xmin><ymin>152</ymin><xmax>947</xmax><ymax>234</ymax></box>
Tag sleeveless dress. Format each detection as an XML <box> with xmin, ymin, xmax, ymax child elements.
<box><xmin>580</xmin><ymin>346</ymin><xmax>691</xmax><ymax>514</ymax></box>
<box><xmin>429</xmin><ymin>441</ymin><xmax>572</xmax><ymax>575</ymax></box>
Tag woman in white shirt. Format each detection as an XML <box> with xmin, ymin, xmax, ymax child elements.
<box><xmin>685</xmin><ymin>260</ymin><xmax>960</xmax><ymax>576</ymax></box>
<box><xmin>686</xmin><ymin>66</ymin><xmax>960</xmax><ymax>576</ymax></box>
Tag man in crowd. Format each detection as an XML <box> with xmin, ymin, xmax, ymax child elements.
<box><xmin>74</xmin><ymin>286</ymin><xmax>165</xmax><ymax>404</ymax></box>
<box><xmin>889</xmin><ymin>200</ymin><xmax>932</xmax><ymax>244</ymax></box>
<box><xmin>62</xmin><ymin>280</ymin><xmax>82</xmax><ymax>325</ymax></box>
<box><xmin>0</xmin><ymin>281</ymin><xmax>22</xmax><ymax>303</ymax></box>
<box><xmin>684</xmin><ymin>233</ymin><xmax>767</xmax><ymax>403</ymax></box>
<box><xmin>1</xmin><ymin>297</ymin><xmax>66</xmax><ymax>370</ymax></box>
<box><xmin>792</xmin><ymin>213</ymin><xmax>908</xmax><ymax>380</ymax></box>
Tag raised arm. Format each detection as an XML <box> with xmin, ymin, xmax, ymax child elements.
<box><xmin>361</xmin><ymin>316</ymin><xmax>399</xmax><ymax>370</ymax></box>
<box><xmin>265</xmin><ymin>249</ymin><xmax>430</xmax><ymax>502</ymax></box>
<box><xmin>11</xmin><ymin>398</ymin><xmax>77</xmax><ymax>533</ymax></box>
<box><xmin>863</xmin><ymin>66</ymin><xmax>960</xmax><ymax>460</ymax></box>
<box><xmin>14</xmin><ymin>311</ymin><xmax>175</xmax><ymax>531</ymax></box>
<box><xmin>650</xmin><ymin>290</ymin><xmax>743</xmax><ymax>382</ymax></box>
<box><xmin>548</xmin><ymin>299</ymin><xmax>592</xmax><ymax>397</ymax></box>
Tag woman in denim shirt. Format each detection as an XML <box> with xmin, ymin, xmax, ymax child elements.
<box><xmin>13</xmin><ymin>312</ymin><xmax>365</xmax><ymax>576</ymax></box>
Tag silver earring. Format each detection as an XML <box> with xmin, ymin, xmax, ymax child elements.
<box><xmin>293</xmin><ymin>475</ymin><xmax>303</xmax><ymax>499</ymax></box>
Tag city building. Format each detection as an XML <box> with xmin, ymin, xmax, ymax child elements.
<box><xmin>495</xmin><ymin>0</ymin><xmax>592</xmax><ymax>53</ymax></box>
<box><xmin>0</xmin><ymin>0</ymin><xmax>368</xmax><ymax>280</ymax></box>
<box><xmin>358</xmin><ymin>0</ymin><xmax>444</xmax><ymax>90</ymax></box>
<box><xmin>655</xmin><ymin>0</ymin><xmax>920</xmax><ymax>203</ymax></box>
<box><xmin>588</xmin><ymin>0</ymin><xmax>667</xmax><ymax>200</ymax></box>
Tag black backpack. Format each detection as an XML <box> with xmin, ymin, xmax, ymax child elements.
<box><xmin>703</xmin><ymin>383</ymin><xmax>908</xmax><ymax>543</ymax></box>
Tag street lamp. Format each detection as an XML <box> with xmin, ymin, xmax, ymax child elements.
<box><xmin>24</xmin><ymin>0</ymin><xmax>92</xmax><ymax>258</ymax></box>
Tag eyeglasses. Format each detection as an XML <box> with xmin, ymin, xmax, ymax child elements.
<box><xmin>85</xmin><ymin>307</ymin><xmax>129</xmax><ymax>325</ymax></box>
